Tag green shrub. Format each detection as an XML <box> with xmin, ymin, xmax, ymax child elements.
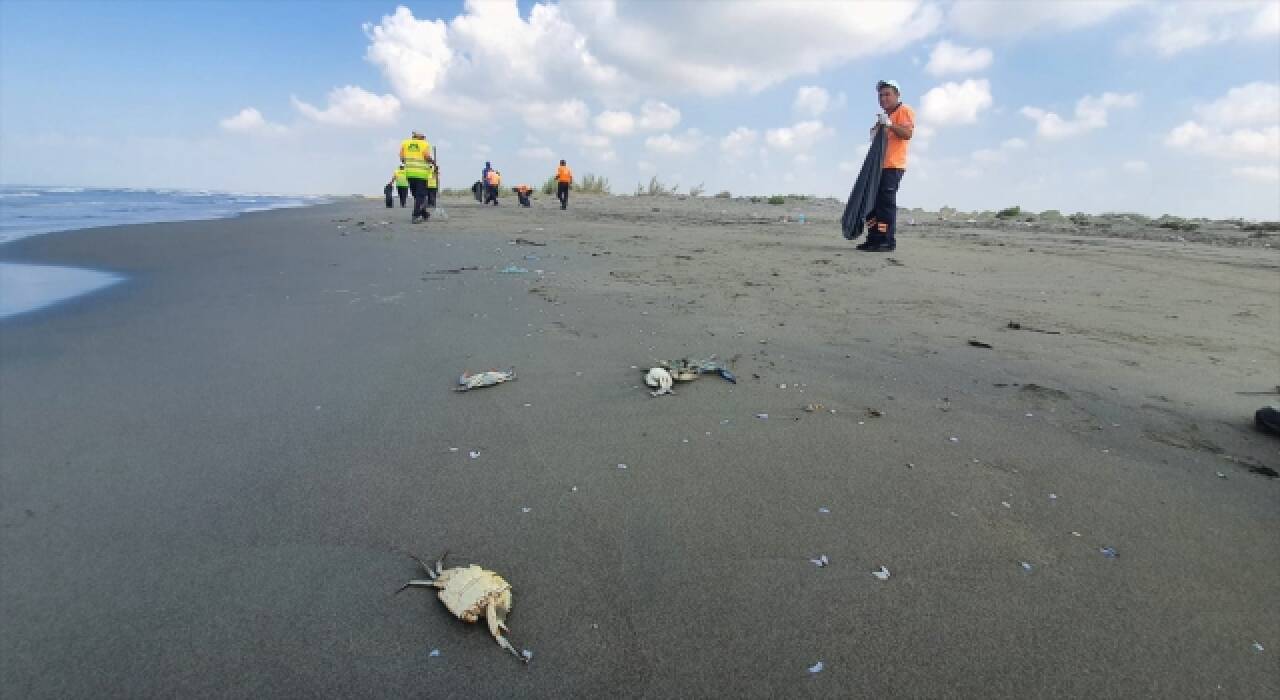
<box><xmin>996</xmin><ymin>206</ymin><xmax>1021</xmax><ymax>219</ymax></box>
<box><xmin>714</xmin><ymin>190</ymin><xmax>731</xmax><ymax>198</ymax></box>
<box><xmin>767</xmin><ymin>196</ymin><xmax>786</xmax><ymax>205</ymax></box>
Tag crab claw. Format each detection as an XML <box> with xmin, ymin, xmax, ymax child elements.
<box><xmin>394</xmin><ymin>579</ymin><xmax>438</xmax><ymax>595</ymax></box>
<box><xmin>486</xmin><ymin>601</ymin><xmax>526</xmax><ymax>664</ymax></box>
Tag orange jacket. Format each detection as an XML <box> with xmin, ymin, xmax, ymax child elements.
<box><xmin>883</xmin><ymin>104</ymin><xmax>915</xmax><ymax>170</ymax></box>
<box><xmin>556</xmin><ymin>165</ymin><xmax>573</xmax><ymax>183</ymax></box>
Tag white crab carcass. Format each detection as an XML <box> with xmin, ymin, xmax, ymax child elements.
<box><xmin>398</xmin><ymin>552</ymin><xmax>526</xmax><ymax>663</ymax></box>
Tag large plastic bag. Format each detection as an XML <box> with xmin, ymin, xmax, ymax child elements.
<box><xmin>840</xmin><ymin>127</ymin><xmax>887</xmax><ymax>240</ymax></box>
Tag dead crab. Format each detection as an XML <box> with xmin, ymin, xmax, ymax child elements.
<box><xmin>397</xmin><ymin>551</ymin><xmax>527</xmax><ymax>663</ymax></box>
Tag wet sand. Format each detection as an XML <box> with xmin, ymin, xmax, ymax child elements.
<box><xmin>2</xmin><ymin>193</ymin><xmax>1277</xmax><ymax>697</ymax></box>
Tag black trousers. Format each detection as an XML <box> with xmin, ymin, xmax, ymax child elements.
<box><xmin>867</xmin><ymin>168</ymin><xmax>904</xmax><ymax>245</ymax></box>
<box><xmin>409</xmin><ymin>178</ymin><xmax>429</xmax><ymax>219</ymax></box>
<box><xmin>484</xmin><ymin>184</ymin><xmax>498</xmax><ymax>205</ymax></box>
<box><xmin>396</xmin><ymin>186</ymin><xmax>408</xmax><ymax>207</ymax></box>
<box><xmin>517</xmin><ymin>191</ymin><xmax>531</xmax><ymax>207</ymax></box>
<box><xmin>556</xmin><ymin>182</ymin><xmax>569</xmax><ymax>209</ymax></box>
<box><xmin>427</xmin><ymin>187</ymin><xmax>437</xmax><ymax>208</ymax></box>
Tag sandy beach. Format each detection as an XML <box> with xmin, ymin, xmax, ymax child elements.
<box><xmin>2</xmin><ymin>193</ymin><xmax>1277</xmax><ymax>697</ymax></box>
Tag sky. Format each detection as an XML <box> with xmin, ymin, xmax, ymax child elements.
<box><xmin>1</xmin><ymin>0</ymin><xmax>1278</xmax><ymax>219</ymax></box>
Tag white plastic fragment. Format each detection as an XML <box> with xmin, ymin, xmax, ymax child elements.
<box><xmin>1049</xmin><ymin>493</ymin><xmax>1058</xmax><ymax>500</ymax></box>
<box><xmin>521</xmin><ymin>507</ymin><xmax>531</xmax><ymax>513</ymax></box>
<box><xmin>949</xmin><ymin>437</ymin><xmax>959</xmax><ymax>443</ymax></box>
<box><xmin>1020</xmin><ymin>561</ymin><xmax>1034</xmax><ymax>572</ymax></box>
<box><xmin>616</xmin><ymin>463</ymin><xmax>628</xmax><ymax>470</ymax></box>
<box><xmin>808</xmin><ymin>661</ymin><xmax>825</xmax><ymax>674</ymax></box>
<box><xmin>429</xmin><ymin>648</ymin><xmax>441</xmax><ymax>657</ymax></box>
<box><xmin>449</xmin><ymin>447</ymin><xmax>459</xmax><ymax>452</ymax></box>
<box><xmin>1001</xmin><ymin>501</ymin><xmax>1012</xmax><ymax>509</ymax></box>
<box><xmin>756</xmin><ymin>413</ymin><xmax>769</xmax><ymax>420</ymax></box>
<box><xmin>1252</xmin><ymin>641</ymin><xmax>1265</xmax><ymax>653</ymax></box>
<box><xmin>810</xmin><ymin>555</ymin><xmax>830</xmax><ymax>567</ymax></box>
<box><xmin>522</xmin><ymin>649</ymin><xmax>534</xmax><ymax>661</ymax></box>
<box><xmin>469</xmin><ymin>451</ymin><xmax>481</xmax><ymax>460</ymax></box>
<box><xmin>872</xmin><ymin>566</ymin><xmax>891</xmax><ymax>580</ymax></box>
<box><xmin>818</xmin><ymin>507</ymin><xmax>830</xmax><ymax>514</ymax></box>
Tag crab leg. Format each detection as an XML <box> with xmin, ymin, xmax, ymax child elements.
<box><xmin>486</xmin><ymin>601</ymin><xmax>526</xmax><ymax>663</ymax></box>
<box><xmin>394</xmin><ymin>579</ymin><xmax>440</xmax><ymax>595</ymax></box>
<box><xmin>434</xmin><ymin>550</ymin><xmax>448</xmax><ymax>576</ymax></box>
<box><xmin>406</xmin><ymin>553</ymin><xmax>439</xmax><ymax>580</ymax></box>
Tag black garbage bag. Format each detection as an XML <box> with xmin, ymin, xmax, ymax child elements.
<box><xmin>383</xmin><ymin>183</ymin><xmax>394</xmax><ymax>208</ymax></box>
<box><xmin>840</xmin><ymin>127</ymin><xmax>887</xmax><ymax>240</ymax></box>
<box><xmin>471</xmin><ymin>180</ymin><xmax>484</xmax><ymax>202</ymax></box>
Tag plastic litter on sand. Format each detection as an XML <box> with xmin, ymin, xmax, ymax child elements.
<box><xmin>1100</xmin><ymin>546</ymin><xmax>1118</xmax><ymax>558</ymax></box>
<box><xmin>522</xmin><ymin>649</ymin><xmax>534</xmax><ymax>661</ymax></box>
<box><xmin>872</xmin><ymin>565</ymin><xmax>891</xmax><ymax>580</ymax></box>
<box><xmin>616</xmin><ymin>463</ymin><xmax>628</xmax><ymax>470</ymax></box>
<box><xmin>818</xmin><ymin>507</ymin><xmax>831</xmax><ymax>514</ymax></box>
<box><xmin>1020</xmin><ymin>561</ymin><xmax>1034</xmax><ymax>572</ymax></box>
<box><xmin>809</xmin><ymin>555</ymin><xmax>830</xmax><ymax>568</ymax></box>
<box><xmin>808</xmin><ymin>661</ymin><xmax>825</xmax><ymax>674</ymax></box>
<box><xmin>469</xmin><ymin>451</ymin><xmax>480</xmax><ymax>459</ymax></box>
<box><xmin>1252</xmin><ymin>642</ymin><xmax>1265</xmax><ymax>653</ymax></box>
<box><xmin>429</xmin><ymin>649</ymin><xmax>441</xmax><ymax>658</ymax></box>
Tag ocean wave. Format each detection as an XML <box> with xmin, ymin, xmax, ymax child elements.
<box><xmin>0</xmin><ymin>192</ymin><xmax>40</xmax><ymax>198</ymax></box>
<box><xmin>41</xmin><ymin>187</ymin><xmax>85</xmax><ymax>193</ymax></box>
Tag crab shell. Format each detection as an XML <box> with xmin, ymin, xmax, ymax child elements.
<box><xmin>436</xmin><ymin>565</ymin><xmax>513</xmax><ymax>624</ymax></box>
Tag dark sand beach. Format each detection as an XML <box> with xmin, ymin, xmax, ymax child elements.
<box><xmin>2</xmin><ymin>194</ymin><xmax>1277</xmax><ymax>697</ymax></box>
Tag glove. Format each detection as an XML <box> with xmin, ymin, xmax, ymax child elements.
<box><xmin>876</xmin><ymin>112</ymin><xmax>891</xmax><ymax>127</ymax></box>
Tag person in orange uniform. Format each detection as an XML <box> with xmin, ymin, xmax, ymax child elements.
<box><xmin>512</xmin><ymin>184</ymin><xmax>533</xmax><ymax>207</ymax></box>
<box><xmin>484</xmin><ymin>168</ymin><xmax>501</xmax><ymax>205</ymax></box>
<box><xmin>858</xmin><ymin>80</ymin><xmax>915</xmax><ymax>252</ymax></box>
<box><xmin>555</xmin><ymin>159</ymin><xmax>573</xmax><ymax>210</ymax></box>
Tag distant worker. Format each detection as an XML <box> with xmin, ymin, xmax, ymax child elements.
<box><xmin>858</xmin><ymin>80</ymin><xmax>914</xmax><ymax>252</ymax></box>
<box><xmin>388</xmin><ymin>165</ymin><xmax>409</xmax><ymax>207</ymax></box>
<box><xmin>512</xmin><ymin>184</ymin><xmax>533</xmax><ymax>207</ymax></box>
<box><xmin>426</xmin><ymin>160</ymin><xmax>440</xmax><ymax>209</ymax></box>
<box><xmin>484</xmin><ymin>168</ymin><xmax>501</xmax><ymax>206</ymax></box>
<box><xmin>555</xmin><ymin>159</ymin><xmax>573</xmax><ymax>210</ymax></box>
<box><xmin>400</xmin><ymin>130</ymin><xmax>433</xmax><ymax>223</ymax></box>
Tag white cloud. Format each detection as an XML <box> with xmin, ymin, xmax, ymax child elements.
<box><xmin>1165</xmin><ymin>121</ymin><xmax>1280</xmax><ymax>161</ymax></box>
<box><xmin>520</xmin><ymin>99</ymin><xmax>590</xmax><ymax>131</ymax></box>
<box><xmin>594</xmin><ymin>110</ymin><xmax>636</xmax><ymax>136</ymax></box>
<box><xmin>1122</xmin><ymin>160</ymin><xmax>1150</xmax><ymax>174</ymax></box>
<box><xmin>920</xmin><ymin>79</ymin><xmax>992</xmax><ymax>125</ymax></box>
<box><xmin>764</xmin><ymin>120</ymin><xmax>833</xmax><ymax>151</ymax></box>
<box><xmin>970</xmin><ymin>136</ymin><xmax>1029</xmax><ymax>164</ymax></box>
<box><xmin>1234</xmin><ymin>165</ymin><xmax>1280</xmax><ymax>182</ymax></box>
<box><xmin>793</xmin><ymin>86</ymin><xmax>831</xmax><ymax>117</ymax></box>
<box><xmin>518</xmin><ymin>146</ymin><xmax>554</xmax><ymax>159</ymax></box>
<box><xmin>637</xmin><ymin>100</ymin><xmax>681</xmax><ymax>130</ymax></box>
<box><xmin>720</xmin><ymin>127</ymin><xmax>759</xmax><ymax>158</ymax></box>
<box><xmin>575</xmin><ymin>132</ymin><xmax>611</xmax><ymax>149</ymax></box>
<box><xmin>561</xmin><ymin>0</ymin><xmax>941</xmax><ymax>95</ymax></box>
<box><xmin>1137</xmin><ymin>1</ymin><xmax>1280</xmax><ymax>57</ymax></box>
<box><xmin>949</xmin><ymin>0</ymin><xmax>1139</xmax><ymax>37</ymax></box>
<box><xmin>1020</xmin><ymin>92</ymin><xmax>1138</xmax><ymax>139</ymax></box>
<box><xmin>645</xmin><ymin>129</ymin><xmax>704</xmax><ymax>155</ymax></box>
<box><xmin>636</xmin><ymin>160</ymin><xmax>656</xmax><ymax>173</ymax></box>
<box><xmin>1194</xmin><ymin>82</ymin><xmax>1280</xmax><ymax>127</ymax></box>
<box><xmin>924</xmin><ymin>41</ymin><xmax>993</xmax><ymax>76</ymax></box>
<box><xmin>218</xmin><ymin>107</ymin><xmax>287</xmax><ymax>134</ymax></box>
<box><xmin>292</xmin><ymin>86</ymin><xmax>401</xmax><ymax>126</ymax></box>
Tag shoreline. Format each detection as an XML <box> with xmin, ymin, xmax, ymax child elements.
<box><xmin>2</xmin><ymin>193</ymin><xmax>1277</xmax><ymax>696</ymax></box>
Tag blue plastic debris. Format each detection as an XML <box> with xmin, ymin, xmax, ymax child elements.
<box><xmin>1100</xmin><ymin>546</ymin><xmax>1118</xmax><ymax>559</ymax></box>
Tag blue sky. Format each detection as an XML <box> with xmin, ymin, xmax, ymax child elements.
<box><xmin>2</xmin><ymin>1</ymin><xmax>1278</xmax><ymax>218</ymax></box>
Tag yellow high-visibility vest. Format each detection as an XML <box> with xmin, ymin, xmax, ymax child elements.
<box><xmin>394</xmin><ymin>170</ymin><xmax>408</xmax><ymax>187</ymax></box>
<box><xmin>399</xmin><ymin>138</ymin><xmax>431</xmax><ymax>179</ymax></box>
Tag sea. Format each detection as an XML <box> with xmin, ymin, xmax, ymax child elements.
<box><xmin>0</xmin><ymin>185</ymin><xmax>325</xmax><ymax>318</ymax></box>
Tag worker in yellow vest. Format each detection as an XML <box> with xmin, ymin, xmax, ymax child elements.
<box><xmin>386</xmin><ymin>165</ymin><xmax>409</xmax><ymax>208</ymax></box>
<box><xmin>555</xmin><ymin>159</ymin><xmax>573</xmax><ymax>210</ymax></box>
<box><xmin>426</xmin><ymin>160</ymin><xmax>439</xmax><ymax>210</ymax></box>
<box><xmin>399</xmin><ymin>130</ymin><xmax>433</xmax><ymax>223</ymax></box>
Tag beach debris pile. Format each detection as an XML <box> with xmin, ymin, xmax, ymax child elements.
<box><xmin>456</xmin><ymin>369</ymin><xmax>516</xmax><ymax>392</ymax></box>
<box><xmin>640</xmin><ymin>356</ymin><xmax>737</xmax><ymax>397</ymax></box>
<box><xmin>396</xmin><ymin>552</ymin><xmax>528</xmax><ymax>663</ymax></box>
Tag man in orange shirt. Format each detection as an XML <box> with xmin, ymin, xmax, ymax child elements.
<box><xmin>858</xmin><ymin>80</ymin><xmax>915</xmax><ymax>252</ymax></box>
<box><xmin>555</xmin><ymin>159</ymin><xmax>573</xmax><ymax>210</ymax></box>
